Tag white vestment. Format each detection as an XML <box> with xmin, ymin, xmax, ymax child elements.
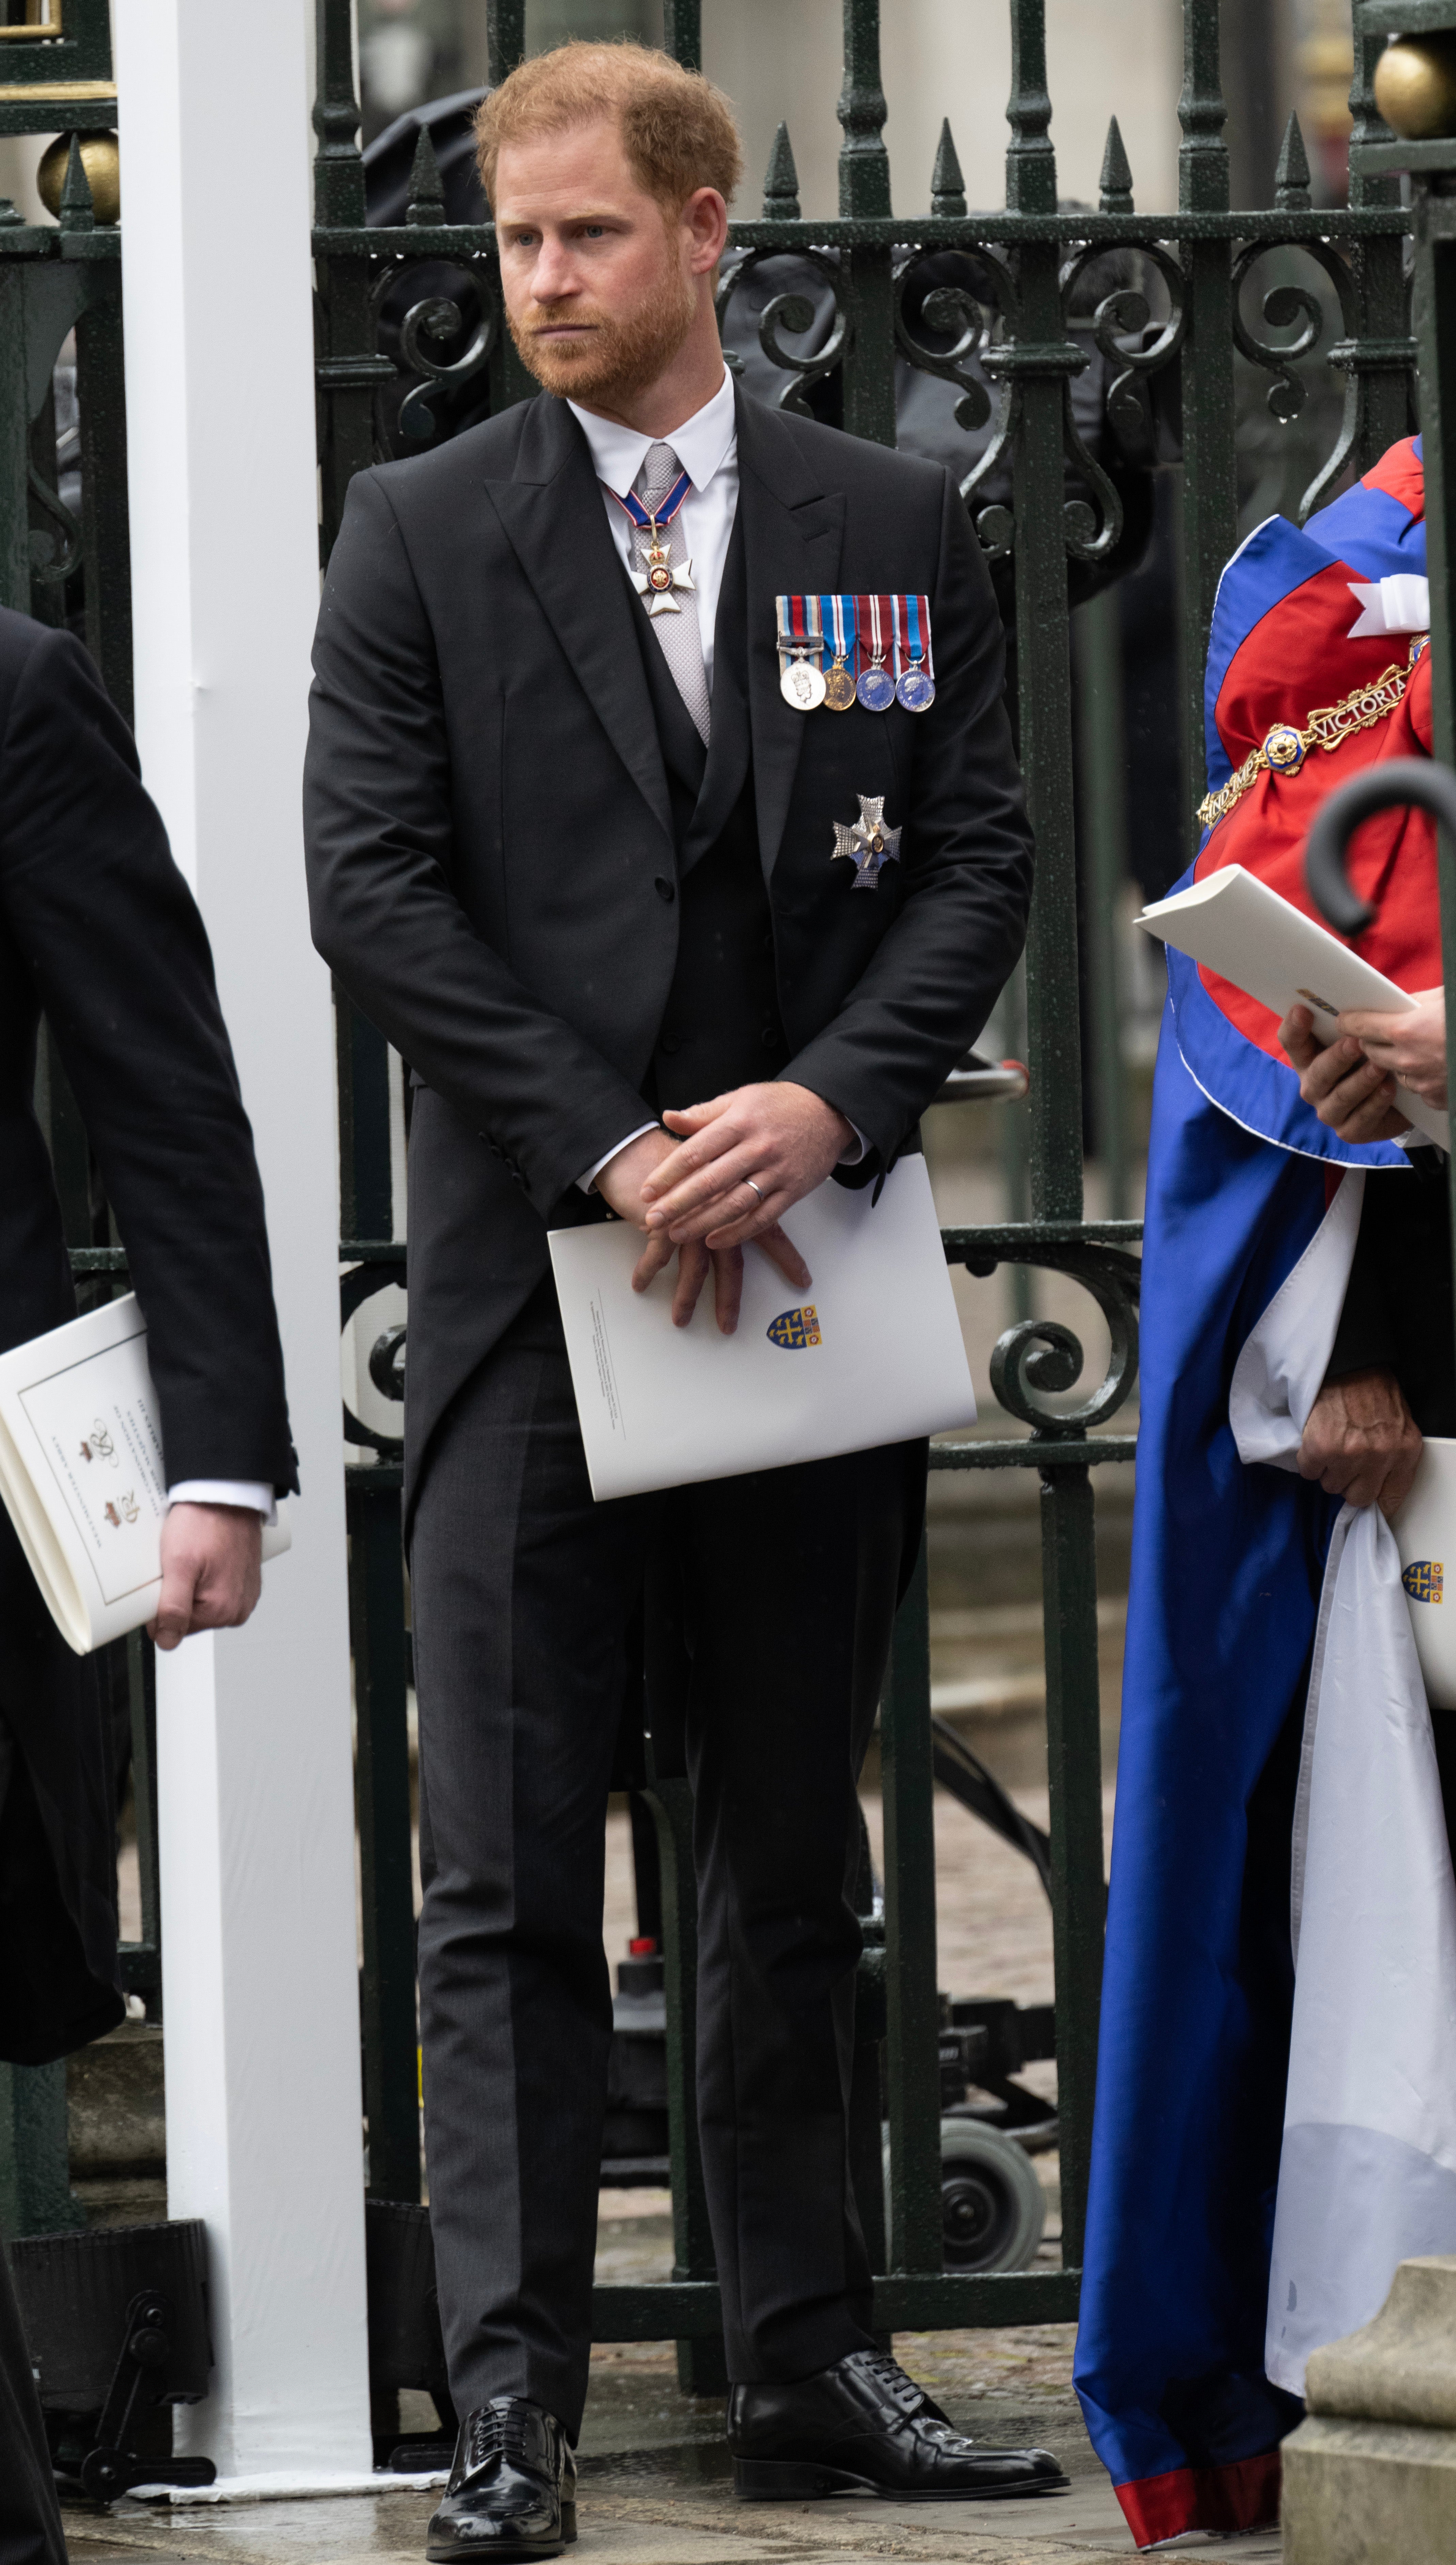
<box><xmin>1227</xmin><ymin>1169</ymin><xmax>1456</xmax><ymax>2394</ymax></box>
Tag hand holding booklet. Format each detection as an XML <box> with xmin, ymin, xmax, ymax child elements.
<box><xmin>1136</xmin><ymin>862</ymin><xmax>1451</xmax><ymax>1147</ymax></box>
<box><xmin>0</xmin><ymin>1293</ymin><xmax>290</xmax><ymax>1656</ymax></box>
<box><xmin>548</xmin><ymin>1154</ymin><xmax>977</xmax><ymax>1501</ymax></box>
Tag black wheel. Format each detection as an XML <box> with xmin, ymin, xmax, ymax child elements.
<box><xmin>938</xmin><ymin>2120</ymin><xmax>1046</xmax><ymax>2273</ymax></box>
<box><xmin>880</xmin><ymin>2117</ymin><xmax>1045</xmax><ymax>2273</ymax></box>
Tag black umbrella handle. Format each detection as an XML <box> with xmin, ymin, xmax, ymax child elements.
<box><xmin>1305</xmin><ymin>756</ymin><xmax>1456</xmax><ymax>938</ymax></box>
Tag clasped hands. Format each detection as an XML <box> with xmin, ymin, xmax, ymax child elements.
<box><xmin>593</xmin><ymin>1081</ymin><xmax>852</xmax><ymax>1332</ymax></box>
<box><xmin>1276</xmin><ymin>993</ymin><xmax>1443</xmax><ymax>1515</ymax></box>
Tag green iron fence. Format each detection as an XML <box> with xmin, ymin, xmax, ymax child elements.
<box><xmin>0</xmin><ymin>0</ymin><xmax>1423</xmax><ymax>2385</ymax></box>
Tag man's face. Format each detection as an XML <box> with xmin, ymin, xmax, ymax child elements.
<box><xmin>493</xmin><ymin>118</ymin><xmax>701</xmax><ymax>406</ymax></box>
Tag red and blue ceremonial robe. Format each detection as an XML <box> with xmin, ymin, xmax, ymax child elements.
<box><xmin>1073</xmin><ymin>438</ymin><xmax>1444</xmax><ymax>2547</ymax></box>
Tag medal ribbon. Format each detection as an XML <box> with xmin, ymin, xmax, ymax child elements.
<box><xmin>890</xmin><ymin>595</ymin><xmax>907</xmax><ymax>682</ymax></box>
<box><xmin>854</xmin><ymin>594</ymin><xmax>888</xmax><ymax>668</ymax></box>
<box><xmin>820</xmin><ymin>594</ymin><xmax>856</xmax><ymax>669</ymax></box>
<box><xmin>887</xmin><ymin>595</ymin><xmax>935</xmax><ymax>678</ymax></box>
<box><xmin>607</xmin><ymin>468</ymin><xmax>694</xmax><ymax>534</ymax></box>
<box><xmin>775</xmin><ymin>596</ymin><xmax>825</xmax><ymax>655</ymax></box>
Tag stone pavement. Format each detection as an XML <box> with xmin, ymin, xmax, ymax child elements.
<box><xmin>64</xmin><ymin>2334</ymin><xmax>1281</xmax><ymax>2565</ymax></box>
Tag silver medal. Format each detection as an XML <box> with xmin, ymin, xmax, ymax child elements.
<box><xmin>831</xmin><ymin>793</ymin><xmax>903</xmax><ymax>890</ymax></box>
<box><xmin>780</xmin><ymin>652</ymin><xmax>828</xmax><ymax>712</ymax></box>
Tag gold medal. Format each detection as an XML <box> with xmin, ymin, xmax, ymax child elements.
<box><xmin>824</xmin><ymin>657</ymin><xmax>857</xmax><ymax>711</ymax></box>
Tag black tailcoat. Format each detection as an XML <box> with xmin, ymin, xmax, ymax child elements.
<box><xmin>0</xmin><ymin>608</ymin><xmax>296</xmax><ymax>2062</ymax></box>
<box><xmin>304</xmin><ymin>387</ymin><xmax>1034</xmax><ymax>1514</ymax></box>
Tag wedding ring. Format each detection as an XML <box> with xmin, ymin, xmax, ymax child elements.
<box><xmin>745</xmin><ymin>1178</ymin><xmax>765</xmax><ymax>1203</ymax></box>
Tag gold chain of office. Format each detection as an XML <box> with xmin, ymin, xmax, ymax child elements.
<box><xmin>1195</xmin><ymin>634</ymin><xmax>1428</xmax><ymax>833</ymax></box>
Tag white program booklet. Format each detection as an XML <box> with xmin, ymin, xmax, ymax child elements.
<box><xmin>547</xmin><ymin>1153</ymin><xmax>977</xmax><ymax>1501</ymax></box>
<box><xmin>1138</xmin><ymin>863</ymin><xmax>1451</xmax><ymax>1147</ymax></box>
<box><xmin>0</xmin><ymin>1292</ymin><xmax>290</xmax><ymax>1656</ymax></box>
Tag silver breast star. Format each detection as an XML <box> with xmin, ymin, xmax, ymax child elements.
<box><xmin>831</xmin><ymin>794</ymin><xmax>902</xmax><ymax>891</ymax></box>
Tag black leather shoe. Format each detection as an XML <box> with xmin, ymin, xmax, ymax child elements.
<box><xmin>425</xmin><ymin>2400</ymin><xmax>577</xmax><ymax>2558</ymax></box>
<box><xmin>728</xmin><ymin>2348</ymin><xmax>1069</xmax><ymax>2502</ymax></box>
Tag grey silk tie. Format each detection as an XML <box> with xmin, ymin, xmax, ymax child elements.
<box><xmin>630</xmin><ymin>440</ymin><xmax>711</xmax><ymax>744</ymax></box>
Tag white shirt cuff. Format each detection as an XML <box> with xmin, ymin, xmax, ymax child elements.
<box><xmin>579</xmin><ymin>1115</ymin><xmax>864</xmax><ymax>1192</ymax></box>
<box><xmin>167</xmin><ymin>1480</ymin><xmax>277</xmax><ymax>1526</ymax></box>
<box><xmin>577</xmin><ymin>1123</ymin><xmax>660</xmax><ymax>1193</ymax></box>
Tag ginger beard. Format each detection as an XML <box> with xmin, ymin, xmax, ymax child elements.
<box><xmin>508</xmin><ymin>215</ymin><xmax>698</xmax><ymax>405</ymax></box>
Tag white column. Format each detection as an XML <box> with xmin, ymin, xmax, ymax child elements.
<box><xmin>114</xmin><ymin>2</ymin><xmax>372</xmax><ymax>2484</ymax></box>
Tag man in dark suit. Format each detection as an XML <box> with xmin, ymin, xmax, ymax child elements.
<box><xmin>306</xmin><ymin>42</ymin><xmax>1059</xmax><ymax>2558</ymax></box>
<box><xmin>0</xmin><ymin>604</ymin><xmax>296</xmax><ymax>2559</ymax></box>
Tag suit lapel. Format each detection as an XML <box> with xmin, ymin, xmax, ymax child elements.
<box><xmin>734</xmin><ymin>391</ymin><xmax>845</xmax><ymax>880</ymax></box>
<box><xmin>482</xmin><ymin>396</ymin><xmax>673</xmax><ymax>846</ymax></box>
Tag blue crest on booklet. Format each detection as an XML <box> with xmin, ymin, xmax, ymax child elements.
<box><xmin>766</xmin><ymin>1305</ymin><xmax>822</xmax><ymax>1350</ymax></box>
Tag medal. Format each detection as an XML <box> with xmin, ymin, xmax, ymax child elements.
<box><xmin>893</xmin><ymin>593</ymin><xmax>936</xmax><ymax>712</ymax></box>
<box><xmin>636</xmin><ymin>528</ymin><xmax>696</xmax><ymax>616</ymax></box>
<box><xmin>832</xmin><ymin>793</ymin><xmax>902</xmax><ymax>890</ymax></box>
<box><xmin>821</xmin><ymin>593</ymin><xmax>857</xmax><ymax>710</ymax></box>
<box><xmin>855</xmin><ymin>595</ymin><xmax>895</xmax><ymax>712</ymax></box>
<box><xmin>776</xmin><ymin>594</ymin><xmax>827</xmax><ymax>710</ymax></box>
<box><xmin>782</xmin><ymin>656</ymin><xmax>827</xmax><ymax>710</ymax></box>
<box><xmin>607</xmin><ymin>467</ymin><xmax>697</xmax><ymax>619</ymax></box>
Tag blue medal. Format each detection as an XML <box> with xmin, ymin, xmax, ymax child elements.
<box><xmin>894</xmin><ymin>593</ymin><xmax>937</xmax><ymax>711</ymax></box>
<box><xmin>855</xmin><ymin>594</ymin><xmax>895</xmax><ymax>711</ymax></box>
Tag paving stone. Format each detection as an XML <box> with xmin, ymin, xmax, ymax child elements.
<box><xmin>61</xmin><ymin>2369</ymin><xmax>1281</xmax><ymax>2563</ymax></box>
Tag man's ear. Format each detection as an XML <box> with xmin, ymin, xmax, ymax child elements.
<box><xmin>684</xmin><ymin>184</ymin><xmax>729</xmax><ymax>274</ymax></box>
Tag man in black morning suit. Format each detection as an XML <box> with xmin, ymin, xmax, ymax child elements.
<box><xmin>304</xmin><ymin>43</ymin><xmax>1061</xmax><ymax>2558</ymax></box>
<box><xmin>0</xmin><ymin>608</ymin><xmax>295</xmax><ymax>2556</ymax></box>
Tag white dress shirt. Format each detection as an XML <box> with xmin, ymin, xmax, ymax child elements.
<box><xmin>566</xmin><ymin>371</ymin><xmax>863</xmax><ymax>1192</ymax></box>
<box><xmin>167</xmin><ymin>1479</ymin><xmax>276</xmax><ymax>1523</ymax></box>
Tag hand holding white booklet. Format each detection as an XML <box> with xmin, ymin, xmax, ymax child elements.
<box><xmin>0</xmin><ymin>1293</ymin><xmax>290</xmax><ymax>1655</ymax></box>
<box><xmin>1137</xmin><ymin>863</ymin><xmax>1450</xmax><ymax>1147</ymax></box>
<box><xmin>547</xmin><ymin>1154</ymin><xmax>977</xmax><ymax>1501</ymax></box>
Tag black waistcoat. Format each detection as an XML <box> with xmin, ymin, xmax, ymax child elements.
<box><xmin>624</xmin><ymin>516</ymin><xmax>788</xmax><ymax>1114</ymax></box>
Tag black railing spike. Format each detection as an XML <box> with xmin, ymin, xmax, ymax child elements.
<box><xmin>407</xmin><ymin>126</ymin><xmax>446</xmax><ymax>226</ymax></box>
<box><xmin>930</xmin><ymin>118</ymin><xmax>967</xmax><ymax>219</ymax></box>
<box><xmin>58</xmin><ymin>135</ymin><xmax>95</xmax><ymax>235</ymax></box>
<box><xmin>1348</xmin><ymin>20</ymin><xmax>1400</xmax><ymax>213</ymax></box>
<box><xmin>762</xmin><ymin>121</ymin><xmax>801</xmax><ymax>222</ymax></box>
<box><xmin>313</xmin><ymin>0</ymin><xmax>366</xmax><ymax>227</ymax></box>
<box><xmin>1006</xmin><ymin>0</ymin><xmax>1056</xmax><ymax>216</ymax></box>
<box><xmin>1098</xmin><ymin>116</ymin><xmax>1134</xmax><ymax>215</ymax></box>
<box><xmin>1178</xmin><ymin>0</ymin><xmax>1230</xmax><ymax>216</ymax></box>
<box><xmin>661</xmin><ymin>0</ymin><xmax>702</xmax><ymax>74</ymax></box>
<box><xmin>837</xmin><ymin>0</ymin><xmax>891</xmax><ymax>221</ymax></box>
<box><xmin>1273</xmin><ymin>109</ymin><xmax>1311</xmax><ymax>212</ymax></box>
<box><xmin>486</xmin><ymin>0</ymin><xmax>526</xmax><ymax>86</ymax></box>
